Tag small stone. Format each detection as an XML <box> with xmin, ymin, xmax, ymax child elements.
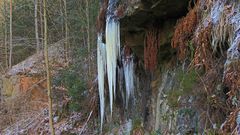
<box><xmin>54</xmin><ymin>116</ymin><xmax>59</xmax><ymax>123</ymax></box>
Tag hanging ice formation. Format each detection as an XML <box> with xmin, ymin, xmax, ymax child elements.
<box><xmin>97</xmin><ymin>0</ymin><xmax>135</xmax><ymax>130</ymax></box>
<box><xmin>122</xmin><ymin>47</ymin><xmax>135</xmax><ymax>108</ymax></box>
<box><xmin>97</xmin><ymin>33</ymin><xmax>106</xmax><ymax>130</ymax></box>
<box><xmin>97</xmin><ymin>0</ymin><xmax>120</xmax><ymax>130</ymax></box>
<box><xmin>105</xmin><ymin>0</ymin><xmax>120</xmax><ymax>115</ymax></box>
<box><xmin>118</xmin><ymin>65</ymin><xmax>126</xmax><ymax>106</ymax></box>
<box><xmin>226</xmin><ymin>4</ymin><xmax>240</xmax><ymax>65</ymax></box>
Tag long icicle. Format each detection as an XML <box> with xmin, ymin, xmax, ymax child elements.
<box><xmin>122</xmin><ymin>47</ymin><xmax>134</xmax><ymax>108</ymax></box>
<box><xmin>106</xmin><ymin>17</ymin><xmax>120</xmax><ymax>115</ymax></box>
<box><xmin>97</xmin><ymin>33</ymin><xmax>106</xmax><ymax>131</ymax></box>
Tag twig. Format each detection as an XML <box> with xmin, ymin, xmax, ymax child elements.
<box><xmin>196</xmin><ymin>72</ymin><xmax>209</xmax><ymax>94</ymax></box>
<box><xmin>79</xmin><ymin>111</ymin><xmax>93</xmax><ymax>135</ymax></box>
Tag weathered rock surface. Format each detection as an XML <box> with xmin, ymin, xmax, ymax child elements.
<box><xmin>1</xmin><ymin>40</ymin><xmax>66</xmax><ymax>109</ymax></box>
<box><xmin>99</xmin><ymin>0</ymin><xmax>240</xmax><ymax>134</ymax></box>
<box><xmin>120</xmin><ymin>0</ymin><xmax>189</xmax><ymax>59</ymax></box>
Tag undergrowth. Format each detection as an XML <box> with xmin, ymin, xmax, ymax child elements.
<box><xmin>192</xmin><ymin>24</ymin><xmax>214</xmax><ymax>71</ymax></box>
<box><xmin>171</xmin><ymin>5</ymin><xmax>198</xmax><ymax>61</ymax></box>
<box><xmin>53</xmin><ymin>68</ymin><xmax>87</xmax><ymax>112</ymax></box>
<box><xmin>167</xmin><ymin>69</ymin><xmax>198</xmax><ymax>109</ymax></box>
<box><xmin>53</xmin><ymin>47</ymin><xmax>89</xmax><ymax>112</ymax></box>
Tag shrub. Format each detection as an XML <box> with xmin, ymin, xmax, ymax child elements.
<box><xmin>167</xmin><ymin>69</ymin><xmax>198</xmax><ymax>109</ymax></box>
<box><xmin>53</xmin><ymin>68</ymin><xmax>87</xmax><ymax>112</ymax></box>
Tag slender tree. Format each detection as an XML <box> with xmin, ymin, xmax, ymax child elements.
<box><xmin>39</xmin><ymin>0</ymin><xmax>43</xmax><ymax>46</ymax></box>
<box><xmin>4</xmin><ymin>0</ymin><xmax>8</xmax><ymax>68</ymax></box>
<box><xmin>9</xmin><ymin>0</ymin><xmax>12</xmax><ymax>68</ymax></box>
<box><xmin>86</xmin><ymin>0</ymin><xmax>91</xmax><ymax>80</ymax></box>
<box><xmin>43</xmin><ymin>0</ymin><xmax>55</xmax><ymax>134</ymax></box>
<box><xmin>35</xmin><ymin>0</ymin><xmax>40</xmax><ymax>53</ymax></box>
<box><xmin>86</xmin><ymin>0</ymin><xmax>90</xmax><ymax>53</ymax></box>
<box><xmin>63</xmin><ymin>0</ymin><xmax>69</xmax><ymax>64</ymax></box>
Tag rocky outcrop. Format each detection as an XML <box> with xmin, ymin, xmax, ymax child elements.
<box><xmin>98</xmin><ymin>0</ymin><xmax>240</xmax><ymax>134</ymax></box>
<box><xmin>0</xmin><ymin>40</ymin><xmax>66</xmax><ymax>109</ymax></box>
<box><xmin>120</xmin><ymin>0</ymin><xmax>189</xmax><ymax>58</ymax></box>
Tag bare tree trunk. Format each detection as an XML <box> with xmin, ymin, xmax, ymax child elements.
<box><xmin>9</xmin><ymin>0</ymin><xmax>12</xmax><ymax>68</ymax></box>
<box><xmin>40</xmin><ymin>0</ymin><xmax>43</xmax><ymax>47</ymax></box>
<box><xmin>63</xmin><ymin>0</ymin><xmax>69</xmax><ymax>65</ymax></box>
<box><xmin>86</xmin><ymin>0</ymin><xmax>91</xmax><ymax>80</ymax></box>
<box><xmin>35</xmin><ymin>0</ymin><xmax>40</xmax><ymax>53</ymax></box>
<box><xmin>86</xmin><ymin>0</ymin><xmax>90</xmax><ymax>53</ymax></box>
<box><xmin>4</xmin><ymin>0</ymin><xmax>8</xmax><ymax>68</ymax></box>
<box><xmin>43</xmin><ymin>0</ymin><xmax>55</xmax><ymax>134</ymax></box>
<box><xmin>60</xmin><ymin>0</ymin><xmax>64</xmax><ymax>36</ymax></box>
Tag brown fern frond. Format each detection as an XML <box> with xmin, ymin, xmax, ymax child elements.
<box><xmin>171</xmin><ymin>6</ymin><xmax>198</xmax><ymax>61</ymax></box>
<box><xmin>144</xmin><ymin>27</ymin><xmax>159</xmax><ymax>71</ymax></box>
<box><xmin>192</xmin><ymin>24</ymin><xmax>213</xmax><ymax>71</ymax></box>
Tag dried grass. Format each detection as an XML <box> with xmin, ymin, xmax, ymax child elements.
<box><xmin>224</xmin><ymin>64</ymin><xmax>240</xmax><ymax>101</ymax></box>
<box><xmin>0</xmin><ymin>86</ymin><xmax>96</xmax><ymax>134</ymax></box>
<box><xmin>0</xmin><ymin>92</ymin><xmax>47</xmax><ymax>134</ymax></box>
<box><xmin>192</xmin><ymin>65</ymin><xmax>229</xmax><ymax>132</ymax></box>
<box><xmin>220</xmin><ymin>108</ymin><xmax>240</xmax><ymax>134</ymax></box>
<box><xmin>210</xmin><ymin>1</ymin><xmax>234</xmax><ymax>55</ymax></box>
<box><xmin>87</xmin><ymin>79</ymin><xmax>99</xmax><ymax>117</ymax></box>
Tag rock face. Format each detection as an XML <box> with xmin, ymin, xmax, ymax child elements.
<box><xmin>120</xmin><ymin>0</ymin><xmax>189</xmax><ymax>58</ymax></box>
<box><xmin>0</xmin><ymin>41</ymin><xmax>66</xmax><ymax>110</ymax></box>
<box><xmin>98</xmin><ymin>0</ymin><xmax>240</xmax><ymax>134</ymax></box>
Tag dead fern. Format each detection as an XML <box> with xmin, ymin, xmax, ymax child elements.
<box><xmin>192</xmin><ymin>24</ymin><xmax>214</xmax><ymax>71</ymax></box>
<box><xmin>171</xmin><ymin>6</ymin><xmax>198</xmax><ymax>60</ymax></box>
<box><xmin>224</xmin><ymin>63</ymin><xmax>240</xmax><ymax>102</ymax></box>
<box><xmin>220</xmin><ymin>108</ymin><xmax>240</xmax><ymax>134</ymax></box>
<box><xmin>144</xmin><ymin>27</ymin><xmax>159</xmax><ymax>71</ymax></box>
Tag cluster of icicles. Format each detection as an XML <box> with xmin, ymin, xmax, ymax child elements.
<box><xmin>208</xmin><ymin>0</ymin><xmax>240</xmax><ymax>62</ymax></box>
<box><xmin>97</xmin><ymin>3</ymin><xmax>135</xmax><ymax>131</ymax></box>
